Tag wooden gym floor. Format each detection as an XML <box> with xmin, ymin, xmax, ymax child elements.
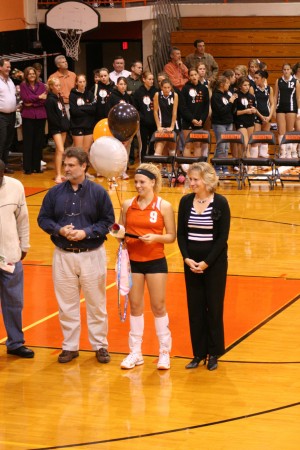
<box><xmin>0</xmin><ymin>154</ymin><xmax>299</xmax><ymax>449</ymax></box>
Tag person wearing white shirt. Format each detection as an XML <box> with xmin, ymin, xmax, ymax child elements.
<box><xmin>0</xmin><ymin>58</ymin><xmax>17</xmax><ymax>173</ymax></box>
<box><xmin>109</xmin><ymin>56</ymin><xmax>130</xmax><ymax>84</ymax></box>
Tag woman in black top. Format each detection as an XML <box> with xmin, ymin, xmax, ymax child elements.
<box><xmin>45</xmin><ymin>77</ymin><xmax>70</xmax><ymax>184</ymax></box>
<box><xmin>211</xmin><ymin>76</ymin><xmax>237</xmax><ymax>173</ymax></box>
<box><xmin>234</xmin><ymin>76</ymin><xmax>257</xmax><ymax>155</ymax></box>
<box><xmin>181</xmin><ymin>68</ymin><xmax>209</xmax><ymax>157</ymax></box>
<box><xmin>177</xmin><ymin>162</ymin><xmax>230</xmax><ymax>371</ymax></box>
<box><xmin>92</xmin><ymin>68</ymin><xmax>115</xmax><ymax>122</ymax></box>
<box><xmin>70</xmin><ymin>74</ymin><xmax>96</xmax><ymax>153</ymax></box>
<box><xmin>133</xmin><ymin>71</ymin><xmax>158</xmax><ymax>161</ymax></box>
<box><xmin>274</xmin><ymin>63</ymin><xmax>300</xmax><ymax>157</ymax></box>
<box><xmin>108</xmin><ymin>77</ymin><xmax>132</xmax><ymax>110</ymax></box>
<box><xmin>252</xmin><ymin>70</ymin><xmax>275</xmax><ymax>160</ymax></box>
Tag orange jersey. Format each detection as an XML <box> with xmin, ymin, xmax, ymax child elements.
<box><xmin>125</xmin><ymin>195</ymin><xmax>165</xmax><ymax>262</ymax></box>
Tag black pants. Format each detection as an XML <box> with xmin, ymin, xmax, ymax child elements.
<box><xmin>22</xmin><ymin>118</ymin><xmax>46</xmax><ymax>172</ymax></box>
<box><xmin>0</xmin><ymin>112</ymin><xmax>16</xmax><ymax>164</ymax></box>
<box><xmin>184</xmin><ymin>257</ymin><xmax>227</xmax><ymax>358</ymax></box>
<box><xmin>140</xmin><ymin>123</ymin><xmax>156</xmax><ymax>162</ymax></box>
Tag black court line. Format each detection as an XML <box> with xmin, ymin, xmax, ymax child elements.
<box><xmin>25</xmin><ymin>188</ymin><xmax>49</xmax><ymax>198</ymax></box>
<box><xmin>28</xmin><ymin>401</ymin><xmax>300</xmax><ymax>450</ymax></box>
<box><xmin>224</xmin><ymin>293</ymin><xmax>300</xmax><ymax>354</ymax></box>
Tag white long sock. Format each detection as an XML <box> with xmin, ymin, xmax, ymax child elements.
<box><xmin>155</xmin><ymin>313</ymin><xmax>172</xmax><ymax>353</ymax></box>
<box><xmin>259</xmin><ymin>144</ymin><xmax>269</xmax><ymax>158</ymax></box>
<box><xmin>129</xmin><ymin>314</ymin><xmax>144</xmax><ymax>354</ymax></box>
<box><xmin>250</xmin><ymin>146</ymin><xmax>259</xmax><ymax>158</ymax></box>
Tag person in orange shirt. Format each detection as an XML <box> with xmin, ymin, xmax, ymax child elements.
<box><xmin>119</xmin><ymin>163</ymin><xmax>176</xmax><ymax>370</ymax></box>
<box><xmin>164</xmin><ymin>47</ymin><xmax>188</xmax><ymax>91</ymax></box>
<box><xmin>49</xmin><ymin>55</ymin><xmax>76</xmax><ymax>117</ymax></box>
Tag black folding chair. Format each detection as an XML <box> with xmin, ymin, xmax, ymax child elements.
<box><xmin>273</xmin><ymin>131</ymin><xmax>300</xmax><ymax>187</ymax></box>
<box><xmin>173</xmin><ymin>129</ymin><xmax>210</xmax><ymax>185</ymax></box>
<box><xmin>241</xmin><ymin>131</ymin><xmax>276</xmax><ymax>189</ymax></box>
<box><xmin>143</xmin><ymin>131</ymin><xmax>177</xmax><ymax>187</ymax></box>
<box><xmin>210</xmin><ymin>130</ymin><xmax>244</xmax><ymax>189</ymax></box>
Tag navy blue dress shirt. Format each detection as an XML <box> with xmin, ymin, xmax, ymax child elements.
<box><xmin>38</xmin><ymin>178</ymin><xmax>115</xmax><ymax>250</ymax></box>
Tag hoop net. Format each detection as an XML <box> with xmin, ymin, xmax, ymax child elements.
<box><xmin>55</xmin><ymin>29</ymin><xmax>83</xmax><ymax>61</ymax></box>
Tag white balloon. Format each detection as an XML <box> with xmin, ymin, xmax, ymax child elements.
<box><xmin>90</xmin><ymin>136</ymin><xmax>128</xmax><ymax>178</ymax></box>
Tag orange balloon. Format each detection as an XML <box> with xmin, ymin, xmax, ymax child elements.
<box><xmin>93</xmin><ymin>118</ymin><xmax>113</xmax><ymax>141</ymax></box>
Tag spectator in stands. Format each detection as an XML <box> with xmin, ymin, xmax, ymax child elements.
<box><xmin>133</xmin><ymin>70</ymin><xmax>158</xmax><ymax>161</ymax></box>
<box><xmin>49</xmin><ymin>55</ymin><xmax>76</xmax><ymax>118</ymax></box>
<box><xmin>211</xmin><ymin>76</ymin><xmax>237</xmax><ymax>174</ymax></box>
<box><xmin>93</xmin><ymin>68</ymin><xmax>115</xmax><ymax>122</ymax></box>
<box><xmin>109</xmin><ymin>56</ymin><xmax>130</xmax><ymax>84</ymax></box>
<box><xmin>164</xmin><ymin>47</ymin><xmax>188</xmax><ymax>91</ymax></box>
<box><xmin>185</xmin><ymin>40</ymin><xmax>218</xmax><ymax>81</ymax></box>
<box><xmin>45</xmin><ymin>77</ymin><xmax>70</xmax><ymax>184</ymax></box>
<box><xmin>274</xmin><ymin>63</ymin><xmax>300</xmax><ymax>158</ymax></box>
<box><xmin>126</xmin><ymin>60</ymin><xmax>143</xmax><ymax>96</ymax></box>
<box><xmin>0</xmin><ymin>58</ymin><xmax>17</xmax><ymax>174</ymax></box>
<box><xmin>69</xmin><ymin>74</ymin><xmax>96</xmax><ymax>177</ymax></box>
<box><xmin>19</xmin><ymin>66</ymin><xmax>47</xmax><ymax>174</ymax></box>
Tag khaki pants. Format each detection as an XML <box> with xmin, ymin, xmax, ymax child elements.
<box><xmin>53</xmin><ymin>246</ymin><xmax>108</xmax><ymax>351</ymax></box>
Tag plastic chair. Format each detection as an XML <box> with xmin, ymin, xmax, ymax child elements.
<box><xmin>210</xmin><ymin>130</ymin><xmax>244</xmax><ymax>189</ymax></box>
<box><xmin>241</xmin><ymin>131</ymin><xmax>276</xmax><ymax>189</ymax></box>
<box><xmin>273</xmin><ymin>131</ymin><xmax>300</xmax><ymax>187</ymax></box>
<box><xmin>143</xmin><ymin>131</ymin><xmax>177</xmax><ymax>187</ymax></box>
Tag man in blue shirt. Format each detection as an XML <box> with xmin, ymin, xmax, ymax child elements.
<box><xmin>38</xmin><ymin>147</ymin><xmax>115</xmax><ymax>363</ymax></box>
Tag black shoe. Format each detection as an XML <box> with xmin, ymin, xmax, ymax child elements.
<box><xmin>7</xmin><ymin>346</ymin><xmax>35</xmax><ymax>358</ymax></box>
<box><xmin>185</xmin><ymin>356</ymin><xmax>206</xmax><ymax>369</ymax></box>
<box><xmin>207</xmin><ymin>355</ymin><xmax>218</xmax><ymax>371</ymax></box>
<box><xmin>33</xmin><ymin>169</ymin><xmax>43</xmax><ymax>174</ymax></box>
<box><xmin>4</xmin><ymin>167</ymin><xmax>14</xmax><ymax>174</ymax></box>
<box><xmin>24</xmin><ymin>170</ymin><xmax>32</xmax><ymax>175</ymax></box>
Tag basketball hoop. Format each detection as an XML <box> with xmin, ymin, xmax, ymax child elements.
<box><xmin>55</xmin><ymin>29</ymin><xmax>83</xmax><ymax>61</ymax></box>
<box><xmin>45</xmin><ymin>1</ymin><xmax>101</xmax><ymax>61</ymax></box>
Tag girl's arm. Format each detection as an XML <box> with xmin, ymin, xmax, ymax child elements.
<box><xmin>169</xmin><ymin>92</ymin><xmax>178</xmax><ymax>131</ymax></box>
<box><xmin>153</xmin><ymin>92</ymin><xmax>163</xmax><ymax>131</ymax></box>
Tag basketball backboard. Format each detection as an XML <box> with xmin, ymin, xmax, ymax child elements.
<box><xmin>45</xmin><ymin>0</ymin><xmax>100</xmax><ymax>33</ymax></box>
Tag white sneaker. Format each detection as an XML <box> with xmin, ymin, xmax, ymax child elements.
<box><xmin>157</xmin><ymin>351</ymin><xmax>170</xmax><ymax>370</ymax></box>
<box><xmin>121</xmin><ymin>352</ymin><xmax>144</xmax><ymax>369</ymax></box>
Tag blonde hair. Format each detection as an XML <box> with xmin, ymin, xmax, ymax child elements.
<box><xmin>47</xmin><ymin>77</ymin><xmax>60</xmax><ymax>91</ymax></box>
<box><xmin>135</xmin><ymin>163</ymin><xmax>162</xmax><ymax>193</ymax></box>
<box><xmin>187</xmin><ymin>162</ymin><xmax>218</xmax><ymax>193</ymax></box>
<box><xmin>234</xmin><ymin>65</ymin><xmax>248</xmax><ymax>77</ymax></box>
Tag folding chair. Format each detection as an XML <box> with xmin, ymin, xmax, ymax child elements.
<box><xmin>143</xmin><ymin>131</ymin><xmax>176</xmax><ymax>187</ymax></box>
<box><xmin>173</xmin><ymin>129</ymin><xmax>210</xmax><ymax>186</ymax></box>
<box><xmin>273</xmin><ymin>131</ymin><xmax>300</xmax><ymax>187</ymax></box>
<box><xmin>210</xmin><ymin>130</ymin><xmax>244</xmax><ymax>190</ymax></box>
<box><xmin>241</xmin><ymin>131</ymin><xmax>276</xmax><ymax>189</ymax></box>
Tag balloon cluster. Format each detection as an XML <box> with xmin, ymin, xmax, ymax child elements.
<box><xmin>90</xmin><ymin>104</ymin><xmax>139</xmax><ymax>179</ymax></box>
